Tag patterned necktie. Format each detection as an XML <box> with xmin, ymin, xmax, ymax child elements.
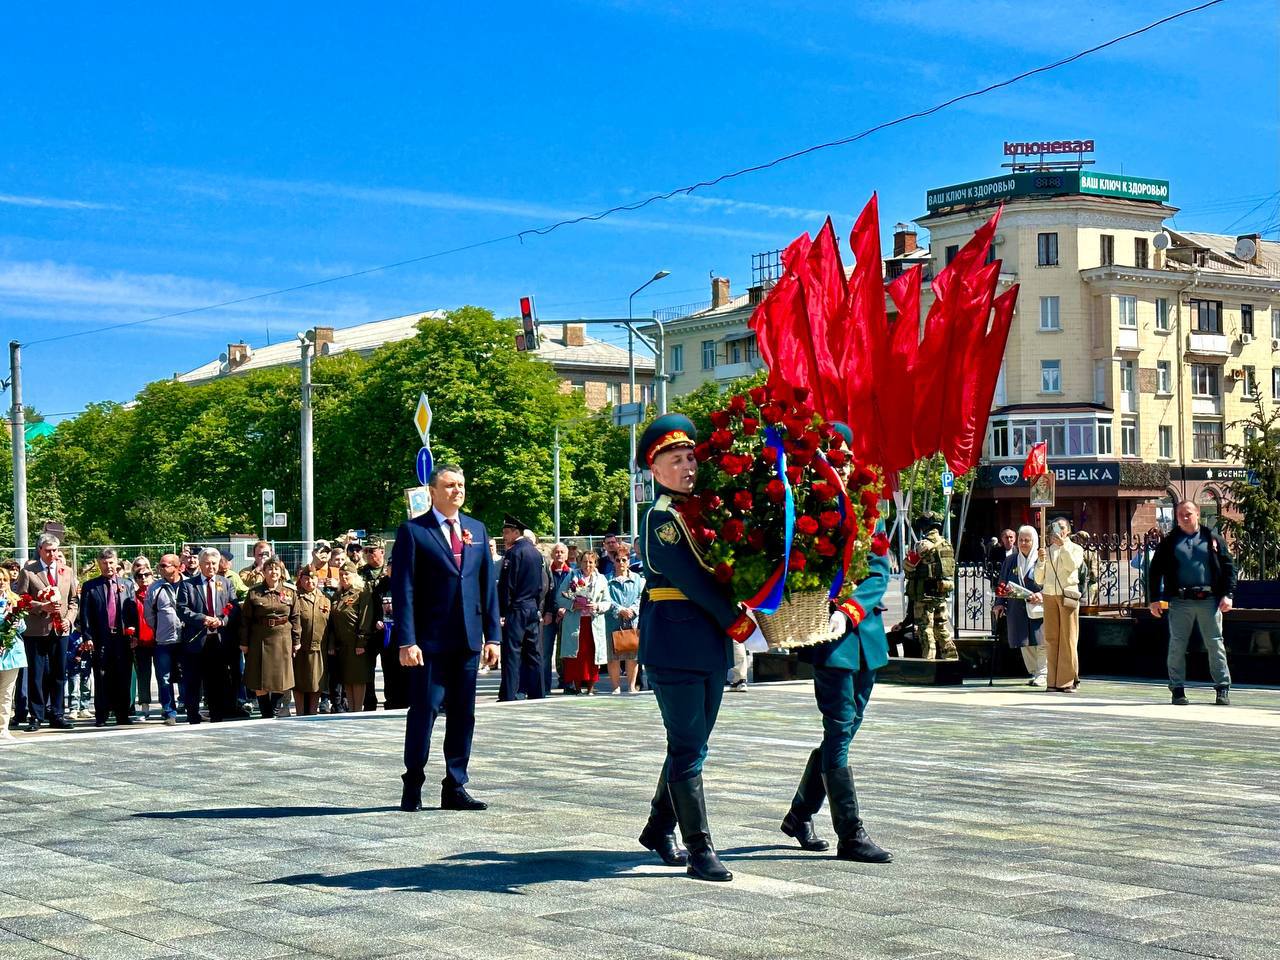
<box><xmin>446</xmin><ymin>519</ymin><xmax>463</xmax><ymax>570</ymax></box>
<box><xmin>106</xmin><ymin>581</ymin><xmax>117</xmax><ymax>632</ymax></box>
<box><xmin>206</xmin><ymin>579</ymin><xmax>217</xmax><ymax>632</ymax></box>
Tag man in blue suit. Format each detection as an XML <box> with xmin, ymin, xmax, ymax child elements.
<box><xmin>79</xmin><ymin>548</ymin><xmax>136</xmax><ymax>727</ymax></box>
<box><xmin>176</xmin><ymin>547</ymin><xmax>236</xmax><ymax>725</ymax></box>
<box><xmin>784</xmin><ymin>421</ymin><xmax>893</xmax><ymax>864</ymax></box>
<box><xmin>393</xmin><ymin>462</ymin><xmax>502</xmax><ymax>813</ymax></box>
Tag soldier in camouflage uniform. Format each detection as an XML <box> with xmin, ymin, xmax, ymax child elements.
<box><xmin>903</xmin><ymin>514</ymin><xmax>957</xmax><ymax>660</ymax></box>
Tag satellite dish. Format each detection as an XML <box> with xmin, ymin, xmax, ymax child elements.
<box><xmin>1152</xmin><ymin>232</ymin><xmax>1171</xmax><ymax>251</ymax></box>
<box><xmin>1235</xmin><ymin>237</ymin><xmax>1258</xmax><ymax>261</ymax></box>
<box><xmin>218</xmin><ymin>352</ymin><xmax>228</xmax><ymax>363</ymax></box>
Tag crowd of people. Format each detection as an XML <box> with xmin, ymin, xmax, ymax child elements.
<box><xmin>0</xmin><ymin>526</ymin><xmax>753</xmax><ymax>744</ymax></box>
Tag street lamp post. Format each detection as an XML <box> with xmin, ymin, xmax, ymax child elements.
<box><xmin>627</xmin><ymin>270</ymin><xmax>669</xmax><ymax>541</ymax></box>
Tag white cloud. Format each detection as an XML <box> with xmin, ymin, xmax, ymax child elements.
<box><xmin>0</xmin><ymin>193</ymin><xmax>122</xmax><ymax>211</ymax></box>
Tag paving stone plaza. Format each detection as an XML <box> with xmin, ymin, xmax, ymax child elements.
<box><xmin>2</xmin><ymin>678</ymin><xmax>1278</xmax><ymax>960</ymax></box>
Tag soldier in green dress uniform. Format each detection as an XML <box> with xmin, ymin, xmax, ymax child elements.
<box><xmin>239</xmin><ymin>559</ymin><xmax>302</xmax><ymax>720</ymax></box>
<box><xmin>292</xmin><ymin>566</ymin><xmax>332</xmax><ymax>716</ymax></box>
<box><xmin>782</xmin><ymin>422</ymin><xmax>892</xmax><ymax>863</ymax></box>
<box><xmin>636</xmin><ymin>414</ymin><xmax>755</xmax><ymax>883</ymax></box>
<box><xmin>328</xmin><ymin>563</ymin><xmax>375</xmax><ymax>713</ymax></box>
<box><xmin>903</xmin><ymin>513</ymin><xmax>957</xmax><ymax>660</ymax></box>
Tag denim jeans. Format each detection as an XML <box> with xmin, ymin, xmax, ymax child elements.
<box><xmin>152</xmin><ymin>644</ymin><xmax>179</xmax><ymax>719</ymax></box>
<box><xmin>1167</xmin><ymin>598</ymin><xmax>1231</xmax><ymax>690</ymax></box>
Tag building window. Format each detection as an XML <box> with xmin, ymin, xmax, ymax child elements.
<box><xmin>1118</xmin><ymin>295</ymin><xmax>1137</xmax><ymax>328</ymax></box>
<box><xmin>1100</xmin><ymin>234</ymin><xmax>1115</xmax><ymax>266</ymax></box>
<box><xmin>1097</xmin><ymin>420</ymin><xmax>1112</xmax><ymax>455</ymax></box>
<box><xmin>1155</xmin><ymin>297</ymin><xmax>1170</xmax><ymax>331</ymax></box>
<box><xmin>1189</xmin><ymin>298</ymin><xmax>1223</xmax><ymax>334</ymax></box>
<box><xmin>989</xmin><ymin>414</ymin><xmax>1112</xmax><ymax>460</ymax></box>
<box><xmin>1192</xmin><ymin>420</ymin><xmax>1223</xmax><ymax>460</ymax></box>
<box><xmin>990</xmin><ymin>420</ymin><xmax>1009</xmax><ymax>458</ymax></box>
<box><xmin>1121</xmin><ymin>418</ymin><xmax>1138</xmax><ymax>457</ymax></box>
<box><xmin>1041</xmin><ymin>359</ymin><xmax>1061</xmax><ymax>394</ymax></box>
<box><xmin>994</xmin><ymin>362</ymin><xmax>1006</xmax><ymax>406</ymax></box>
<box><xmin>1273</xmin><ymin>367</ymin><xmax>1280</xmax><ymax>401</ymax></box>
<box><xmin>984</xmin><ymin>244</ymin><xmax>996</xmax><ymax>265</ymax></box>
<box><xmin>1135</xmin><ymin>237</ymin><xmax>1149</xmax><ymax>269</ymax></box>
<box><xmin>1094</xmin><ymin>360</ymin><xmax>1107</xmax><ymax>404</ymax></box>
<box><xmin>1273</xmin><ymin>309</ymin><xmax>1280</xmax><ymax>340</ymax></box>
<box><xmin>670</xmin><ymin>344</ymin><xmax>684</xmax><ymax>374</ymax></box>
<box><xmin>1157</xmin><ymin>360</ymin><xmax>1172</xmax><ymax>395</ymax></box>
<box><xmin>641</xmin><ymin>383</ymin><xmax>653</xmax><ymax>404</ymax></box>
<box><xmin>1242</xmin><ymin>303</ymin><xmax>1255</xmax><ymax>336</ymax></box>
<box><xmin>1120</xmin><ymin>360</ymin><xmax>1137</xmax><ymax>412</ymax></box>
<box><xmin>1191</xmin><ymin>363</ymin><xmax>1220</xmax><ymax>397</ymax></box>
<box><xmin>945</xmin><ymin>244</ymin><xmax>959</xmax><ymax>266</ymax></box>
<box><xmin>1159</xmin><ymin>425</ymin><xmax>1173</xmax><ymax>459</ymax></box>
<box><xmin>700</xmin><ymin>340</ymin><xmax>715</xmax><ymax>371</ymax></box>
<box><xmin>1039</xmin><ymin>296</ymin><xmax>1060</xmax><ymax>331</ymax></box>
<box><xmin>605</xmin><ymin>382</ymin><xmax>617</xmax><ymax>404</ymax></box>
<box><xmin>1037</xmin><ymin>233</ymin><xmax>1059</xmax><ymax>266</ymax></box>
<box><xmin>1244</xmin><ymin>364</ymin><xmax>1259</xmax><ymax>397</ymax></box>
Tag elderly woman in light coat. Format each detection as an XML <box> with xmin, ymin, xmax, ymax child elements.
<box><xmin>605</xmin><ymin>551</ymin><xmax>645</xmax><ymax>695</ymax></box>
<box><xmin>556</xmin><ymin>549</ymin><xmax>611</xmax><ymax>695</ymax></box>
<box><xmin>1035</xmin><ymin>517</ymin><xmax>1086</xmax><ymax>692</ymax></box>
<box><xmin>993</xmin><ymin>525</ymin><xmax>1048</xmax><ymax>687</ymax></box>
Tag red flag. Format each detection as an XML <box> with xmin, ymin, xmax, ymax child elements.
<box><xmin>882</xmin><ymin>265</ymin><xmax>922</xmax><ymax>475</ymax></box>
<box><xmin>944</xmin><ymin>284</ymin><xmax>1018</xmax><ymax>474</ymax></box>
<box><xmin>841</xmin><ymin>195</ymin><xmax>890</xmax><ymax>467</ymax></box>
<box><xmin>1023</xmin><ymin>440</ymin><xmax>1048</xmax><ymax>480</ymax></box>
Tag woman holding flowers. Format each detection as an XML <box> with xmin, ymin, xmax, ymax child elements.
<box><xmin>0</xmin><ymin>565</ymin><xmax>30</xmax><ymax>744</ymax></box>
<box><xmin>993</xmin><ymin>525</ymin><xmax>1047</xmax><ymax>686</ymax></box>
<box><xmin>556</xmin><ymin>549</ymin><xmax>610</xmax><ymax>695</ymax></box>
<box><xmin>635</xmin><ymin>413</ymin><xmax>755</xmax><ymax>883</ymax></box>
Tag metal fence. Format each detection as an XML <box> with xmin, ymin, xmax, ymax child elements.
<box><xmin>3</xmin><ymin>543</ymin><xmax>177</xmax><ymax>573</ymax></box>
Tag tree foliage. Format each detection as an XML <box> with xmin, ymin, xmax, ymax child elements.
<box><xmin>5</xmin><ymin>307</ymin><xmax>631</xmax><ymax>546</ymax></box>
<box><xmin>1219</xmin><ymin>397</ymin><xmax>1280</xmax><ymax>576</ymax></box>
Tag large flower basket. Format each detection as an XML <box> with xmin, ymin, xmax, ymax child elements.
<box><xmin>755</xmin><ymin>590</ymin><xmax>840</xmax><ymax>650</ymax></box>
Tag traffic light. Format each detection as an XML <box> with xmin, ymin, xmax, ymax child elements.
<box><xmin>518</xmin><ymin>295</ymin><xmax>540</xmax><ymax>352</ymax></box>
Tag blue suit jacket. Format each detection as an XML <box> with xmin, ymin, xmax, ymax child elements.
<box><xmin>392</xmin><ymin>512</ymin><xmax>501</xmax><ymax>655</ymax></box>
<box><xmin>79</xmin><ymin>575</ymin><xmax>135</xmax><ymax>645</ymax></box>
<box><xmin>176</xmin><ymin>574</ymin><xmax>236</xmax><ymax>646</ymax></box>
<box><xmin>799</xmin><ymin>532</ymin><xmax>892</xmax><ymax>672</ymax></box>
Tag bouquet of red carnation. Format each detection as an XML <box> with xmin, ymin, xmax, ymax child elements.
<box><xmin>0</xmin><ymin>592</ymin><xmax>34</xmax><ymax>655</ymax></box>
<box><xmin>674</xmin><ymin>382</ymin><xmax>883</xmax><ymax>647</ymax></box>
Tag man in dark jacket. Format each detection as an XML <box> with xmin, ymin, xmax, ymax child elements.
<box><xmin>79</xmin><ymin>548</ymin><xmax>136</xmax><ymax>726</ymax></box>
<box><xmin>498</xmin><ymin>517</ymin><xmax>545</xmax><ymax>702</ymax></box>
<box><xmin>1147</xmin><ymin>501</ymin><xmax>1236</xmax><ymax>705</ymax></box>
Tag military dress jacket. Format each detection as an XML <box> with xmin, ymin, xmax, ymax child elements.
<box><xmin>799</xmin><ymin>533</ymin><xmax>891</xmax><ymax>673</ymax></box>
<box><xmin>240</xmin><ymin>584</ymin><xmax>302</xmax><ymax>693</ymax></box>
<box><xmin>293</xmin><ymin>589</ymin><xmax>332</xmax><ymax>693</ymax></box>
<box><xmin>330</xmin><ymin>586</ymin><xmax>374</xmax><ymax>685</ymax></box>
<box><xmin>637</xmin><ymin>488</ymin><xmax>750</xmax><ymax>675</ymax></box>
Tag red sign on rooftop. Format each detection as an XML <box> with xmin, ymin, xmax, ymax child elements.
<box><xmin>1004</xmin><ymin>139</ymin><xmax>1095</xmax><ymax>156</ymax></box>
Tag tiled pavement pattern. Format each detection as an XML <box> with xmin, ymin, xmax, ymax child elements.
<box><xmin>2</xmin><ymin>679</ymin><xmax>1278</xmax><ymax>960</ymax></box>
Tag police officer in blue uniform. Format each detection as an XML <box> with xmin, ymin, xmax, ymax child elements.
<box><xmin>636</xmin><ymin>414</ymin><xmax>755</xmax><ymax>883</ymax></box>
<box><xmin>782</xmin><ymin>422</ymin><xmax>893</xmax><ymax>864</ymax></box>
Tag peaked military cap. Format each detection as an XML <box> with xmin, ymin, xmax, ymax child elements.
<box><xmin>829</xmin><ymin>420</ymin><xmax>854</xmax><ymax>449</ymax></box>
<box><xmin>502</xmin><ymin>514</ymin><xmax>529</xmax><ymax>531</ymax></box>
<box><xmin>637</xmin><ymin>413</ymin><xmax>697</xmax><ymax>470</ymax></box>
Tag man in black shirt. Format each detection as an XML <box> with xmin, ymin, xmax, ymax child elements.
<box><xmin>1147</xmin><ymin>501</ymin><xmax>1235</xmax><ymax>705</ymax></box>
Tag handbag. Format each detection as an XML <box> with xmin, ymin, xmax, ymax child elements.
<box><xmin>611</xmin><ymin>628</ymin><xmax>639</xmax><ymax>655</ymax></box>
<box><xmin>1050</xmin><ymin>548</ymin><xmax>1082</xmax><ymax>610</ymax></box>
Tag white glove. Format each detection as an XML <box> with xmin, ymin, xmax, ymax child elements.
<box><xmin>828</xmin><ymin>611</ymin><xmax>848</xmax><ymax>636</ymax></box>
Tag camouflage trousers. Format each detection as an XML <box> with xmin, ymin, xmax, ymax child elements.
<box><xmin>914</xmin><ymin>598</ymin><xmax>957</xmax><ymax>660</ymax></box>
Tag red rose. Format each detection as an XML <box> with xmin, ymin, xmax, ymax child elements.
<box><xmin>714</xmin><ymin>562</ymin><xmax>735</xmax><ymax>584</ymax></box>
<box><xmin>819</xmin><ymin>510</ymin><xmax>841</xmax><ymax>530</ymax></box>
<box><xmin>815</xmin><ymin>536</ymin><xmax>837</xmax><ymax>557</ymax></box>
<box><xmin>722</xmin><ymin>519</ymin><xmax>745</xmax><ymax>543</ymax></box>
<box><xmin>860</xmin><ymin>488</ymin><xmax>879</xmax><ymax>510</ymax></box>
<box><xmin>693</xmin><ymin>443</ymin><xmax>714</xmax><ymax>462</ymax></box>
<box><xmin>747</xmin><ymin>529</ymin><xmax>766</xmax><ymax>550</ymax></box>
<box><xmin>827</xmin><ymin>449</ymin><xmax>847</xmax><ymax>468</ymax></box>
<box><xmin>749</xmin><ymin>385</ymin><xmax>768</xmax><ymax>406</ymax></box>
<box><xmin>785</xmin><ymin>417</ymin><xmax>809</xmax><ymax>439</ymax></box>
<box><xmin>812</xmin><ymin>481</ymin><xmax>836</xmax><ymax>502</ymax></box>
<box><xmin>785</xmin><ymin>465</ymin><xmax>804</xmax><ymax>485</ymax></box>
<box><xmin>720</xmin><ymin>455</ymin><xmax>747</xmax><ymax>477</ymax></box>
<box><xmin>790</xmin><ymin>449</ymin><xmax>814</xmax><ymax>468</ymax></box>
<box><xmin>705</xmin><ymin>494</ymin><xmax>723</xmax><ymax>510</ymax></box>
<box><xmin>766</xmin><ymin>479</ymin><xmax>786</xmax><ymax>504</ymax></box>
<box><xmin>709</xmin><ymin>410</ymin><xmax>732</xmax><ymax>429</ymax></box>
<box><xmin>760</xmin><ymin>402</ymin><xmax>785</xmax><ymax>424</ymax></box>
<box><xmin>854</xmin><ymin>465</ymin><xmax>877</xmax><ymax>487</ymax></box>
<box><xmin>728</xmin><ymin>394</ymin><xmax>748</xmax><ymax>415</ymax></box>
<box><xmin>732</xmin><ymin>490</ymin><xmax>754</xmax><ymax>511</ymax></box>
<box><xmin>741</xmin><ymin>417</ymin><xmax>759</xmax><ymax>436</ymax></box>
<box><xmin>802</xmin><ymin>431</ymin><xmax>822</xmax><ymax>451</ymax></box>
<box><xmin>700</xmin><ymin>527</ymin><xmax>718</xmax><ymax>546</ymax></box>
<box><xmin>796</xmin><ymin>515</ymin><xmax>819</xmax><ymax>535</ymax></box>
<box><xmin>871</xmin><ymin>532</ymin><xmax>891</xmax><ymax>556</ymax></box>
<box><xmin>790</xmin><ymin>550</ymin><xmax>808</xmax><ymax>571</ymax></box>
<box><xmin>681</xmin><ymin>496</ymin><xmax>704</xmax><ymax>520</ymax></box>
<box><xmin>710</xmin><ymin>429</ymin><xmax>734</xmax><ymax>451</ymax></box>
<box><xmin>865</xmin><ymin>501</ymin><xmax>881</xmax><ymax>522</ymax></box>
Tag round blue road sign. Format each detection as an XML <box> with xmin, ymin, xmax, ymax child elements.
<box><xmin>416</xmin><ymin>446</ymin><xmax>434</xmax><ymax>486</ymax></box>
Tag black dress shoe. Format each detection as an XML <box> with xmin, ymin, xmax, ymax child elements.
<box><xmin>440</xmin><ymin>786</ymin><xmax>488</xmax><ymax>811</ymax></box>
<box><xmin>25</xmin><ymin>720</ymin><xmax>40</xmax><ymax>733</ymax></box>
<box><xmin>117</xmin><ymin>718</ymin><xmax>134</xmax><ymax>725</ymax></box>
<box><xmin>94</xmin><ymin>721</ymin><xmax>107</xmax><ymax>728</ymax></box>
<box><xmin>49</xmin><ymin>717</ymin><xmax>75</xmax><ymax>730</ymax></box>
<box><xmin>400</xmin><ymin>785</ymin><xmax>423</xmax><ymax>812</ymax></box>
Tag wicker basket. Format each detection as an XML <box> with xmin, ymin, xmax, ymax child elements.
<box><xmin>755</xmin><ymin>590</ymin><xmax>840</xmax><ymax>650</ymax></box>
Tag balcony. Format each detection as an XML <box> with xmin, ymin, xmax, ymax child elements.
<box><xmin>714</xmin><ymin>357</ymin><xmax>765</xmax><ymax>381</ymax></box>
<box><xmin>1192</xmin><ymin>396</ymin><xmax>1222</xmax><ymax>416</ymax></box>
<box><xmin>1186</xmin><ymin>331</ymin><xmax>1230</xmax><ymax>358</ymax></box>
<box><xmin>1116</xmin><ymin>327</ymin><xmax>1139</xmax><ymax>352</ymax></box>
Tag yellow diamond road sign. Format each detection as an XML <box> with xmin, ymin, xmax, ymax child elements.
<box><xmin>413</xmin><ymin>392</ymin><xmax>432</xmax><ymax>445</ymax></box>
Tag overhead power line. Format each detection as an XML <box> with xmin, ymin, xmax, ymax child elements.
<box><xmin>21</xmin><ymin>0</ymin><xmax>1231</xmax><ymax>350</ymax></box>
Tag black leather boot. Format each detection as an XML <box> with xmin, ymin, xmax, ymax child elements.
<box><xmin>400</xmin><ymin>770</ymin><xmax>424</xmax><ymax>812</ymax></box>
<box><xmin>781</xmin><ymin>748</ymin><xmax>830</xmax><ymax>852</ymax></box>
<box><xmin>823</xmin><ymin>766</ymin><xmax>892</xmax><ymax>863</ymax></box>
<box><xmin>668</xmin><ymin>775</ymin><xmax>732</xmax><ymax>882</ymax></box>
<box><xmin>639</xmin><ymin>771</ymin><xmax>688</xmax><ymax>866</ymax></box>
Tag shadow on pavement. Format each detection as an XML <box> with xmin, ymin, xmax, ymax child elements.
<box><xmin>267</xmin><ymin>849</ymin><xmax>656</xmax><ymax>893</ymax></box>
<box><xmin>134</xmin><ymin>805</ymin><xmax>396</xmax><ymax>819</ymax></box>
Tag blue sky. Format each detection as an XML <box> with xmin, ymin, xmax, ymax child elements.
<box><xmin>2</xmin><ymin>0</ymin><xmax>1276</xmax><ymax>420</ymax></box>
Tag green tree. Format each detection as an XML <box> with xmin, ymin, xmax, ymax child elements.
<box><xmin>1219</xmin><ymin>397</ymin><xmax>1280</xmax><ymax>578</ymax></box>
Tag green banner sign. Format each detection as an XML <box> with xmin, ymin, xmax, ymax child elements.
<box><xmin>926</xmin><ymin>171</ymin><xmax>1170</xmax><ymax>211</ymax></box>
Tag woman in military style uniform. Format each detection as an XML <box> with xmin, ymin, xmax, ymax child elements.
<box><xmin>781</xmin><ymin>422</ymin><xmax>893</xmax><ymax>863</ymax></box>
<box><xmin>292</xmin><ymin>566</ymin><xmax>332</xmax><ymax>716</ymax></box>
<box><xmin>636</xmin><ymin>414</ymin><xmax>755</xmax><ymax>883</ymax></box>
<box><xmin>240</xmin><ymin>559</ymin><xmax>302</xmax><ymax>720</ymax></box>
<box><xmin>328</xmin><ymin>563</ymin><xmax>374</xmax><ymax>713</ymax></box>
